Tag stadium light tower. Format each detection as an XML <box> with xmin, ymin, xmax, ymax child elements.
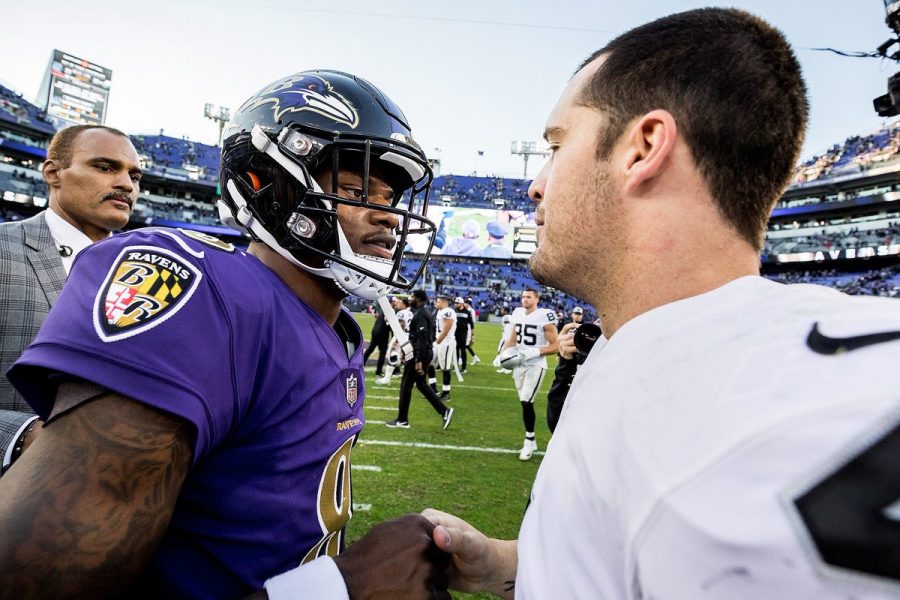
<box><xmin>510</xmin><ymin>141</ymin><xmax>549</xmax><ymax>179</ymax></box>
<box><xmin>204</xmin><ymin>103</ymin><xmax>231</xmax><ymax>146</ymax></box>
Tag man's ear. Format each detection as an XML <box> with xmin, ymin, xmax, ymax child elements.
<box><xmin>42</xmin><ymin>159</ymin><xmax>62</xmax><ymax>188</ymax></box>
<box><xmin>621</xmin><ymin>109</ymin><xmax>677</xmax><ymax>195</ymax></box>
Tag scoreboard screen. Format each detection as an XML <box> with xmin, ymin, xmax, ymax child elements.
<box><xmin>40</xmin><ymin>50</ymin><xmax>112</xmax><ymax>128</ymax></box>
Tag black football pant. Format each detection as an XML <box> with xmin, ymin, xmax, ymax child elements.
<box><xmin>455</xmin><ymin>335</ymin><xmax>468</xmax><ymax>370</ymax></box>
<box><xmin>364</xmin><ymin>326</ymin><xmax>390</xmax><ymax>374</ymax></box>
<box><xmin>397</xmin><ymin>356</ymin><xmax>449</xmax><ymax>422</ymax></box>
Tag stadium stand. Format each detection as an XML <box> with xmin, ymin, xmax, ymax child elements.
<box><xmin>789</xmin><ymin>119</ymin><xmax>900</xmax><ymax>187</ymax></box>
<box><xmin>0</xmin><ymin>83</ymin><xmax>55</xmax><ymax>137</ymax></box>
<box><xmin>0</xmin><ymin>74</ymin><xmax>897</xmax><ymax>313</ymax></box>
<box><xmin>129</xmin><ymin>134</ymin><xmax>219</xmax><ymax>186</ymax></box>
<box><xmin>431</xmin><ymin>174</ymin><xmax>534</xmax><ymax>211</ymax></box>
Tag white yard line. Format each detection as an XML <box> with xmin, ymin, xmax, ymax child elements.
<box><xmin>352</xmin><ymin>503</ymin><xmax>372</xmax><ymax>511</ymax></box>
<box><xmin>352</xmin><ymin>465</ymin><xmax>383</xmax><ymax>472</ymax></box>
<box><xmin>368</xmin><ymin>385</ymin><xmax>518</xmax><ymax>394</ymax></box>
<box><xmin>359</xmin><ymin>439</ymin><xmax>545</xmax><ymax>456</ymax></box>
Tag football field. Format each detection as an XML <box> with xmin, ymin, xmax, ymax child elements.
<box><xmin>347</xmin><ymin>312</ymin><xmax>558</xmax><ymax>599</ymax></box>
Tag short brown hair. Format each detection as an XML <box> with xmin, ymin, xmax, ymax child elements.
<box><xmin>577</xmin><ymin>8</ymin><xmax>808</xmax><ymax>250</ymax></box>
<box><xmin>46</xmin><ymin>124</ymin><xmax>129</xmax><ymax>168</ymax></box>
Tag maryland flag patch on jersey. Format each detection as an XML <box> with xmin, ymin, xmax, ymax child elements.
<box><xmin>93</xmin><ymin>245</ymin><xmax>203</xmax><ymax>342</ymax></box>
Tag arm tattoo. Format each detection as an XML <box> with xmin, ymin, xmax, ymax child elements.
<box><xmin>0</xmin><ymin>392</ymin><xmax>194</xmax><ymax>599</ymax></box>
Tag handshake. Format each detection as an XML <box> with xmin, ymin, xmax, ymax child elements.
<box><xmin>268</xmin><ymin>510</ymin><xmax>513</xmax><ymax>600</ymax></box>
<box><xmin>492</xmin><ymin>346</ymin><xmax>541</xmax><ymax>370</ymax></box>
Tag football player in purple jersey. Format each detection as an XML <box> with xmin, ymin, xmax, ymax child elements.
<box><xmin>0</xmin><ymin>71</ymin><xmax>448</xmax><ymax>600</ymax></box>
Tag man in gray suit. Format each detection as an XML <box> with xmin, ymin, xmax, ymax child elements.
<box><xmin>0</xmin><ymin>124</ymin><xmax>141</xmax><ymax>470</ymax></box>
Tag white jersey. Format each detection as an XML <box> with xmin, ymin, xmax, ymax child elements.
<box><xmin>517</xmin><ymin>276</ymin><xmax>900</xmax><ymax>599</ymax></box>
<box><xmin>509</xmin><ymin>306</ymin><xmax>556</xmax><ymax>368</ymax></box>
<box><xmin>499</xmin><ymin>314</ymin><xmax>514</xmax><ymax>353</ymax></box>
<box><xmin>396</xmin><ymin>308</ymin><xmax>413</xmax><ymax>333</ymax></box>
<box><xmin>435</xmin><ymin>307</ymin><xmax>457</xmax><ymax>342</ymax></box>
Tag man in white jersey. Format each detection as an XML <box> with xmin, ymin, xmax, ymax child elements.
<box><xmin>375</xmin><ymin>296</ymin><xmax>413</xmax><ymax>385</ymax></box>
<box><xmin>498</xmin><ymin>287</ymin><xmax>558</xmax><ymax>460</ymax></box>
<box><xmin>422</xmin><ymin>8</ymin><xmax>900</xmax><ymax>599</ymax></box>
<box><xmin>433</xmin><ymin>294</ymin><xmax>457</xmax><ymax>400</ymax></box>
<box><xmin>494</xmin><ymin>314</ymin><xmax>514</xmax><ymax>373</ymax></box>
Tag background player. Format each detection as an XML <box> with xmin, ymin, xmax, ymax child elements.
<box><xmin>454</xmin><ymin>296</ymin><xmax>473</xmax><ymax>373</ymax></box>
<box><xmin>386</xmin><ymin>290</ymin><xmax>454</xmax><ymax>430</ymax></box>
<box><xmin>497</xmin><ymin>287</ymin><xmax>558</xmax><ymax>460</ymax></box>
<box><xmin>375</xmin><ymin>296</ymin><xmax>413</xmax><ymax>385</ymax></box>
<box><xmin>463</xmin><ymin>297</ymin><xmax>480</xmax><ymax>365</ymax></box>
<box><xmin>0</xmin><ymin>69</ymin><xmax>446</xmax><ymax>599</ymax></box>
<box><xmin>495</xmin><ymin>313</ymin><xmax>514</xmax><ymax>373</ymax></box>
<box><xmin>362</xmin><ymin>299</ymin><xmax>390</xmax><ymax>377</ymax></box>
<box><xmin>432</xmin><ymin>294</ymin><xmax>458</xmax><ymax>400</ymax></box>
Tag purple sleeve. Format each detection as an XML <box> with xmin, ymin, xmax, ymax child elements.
<box><xmin>7</xmin><ymin>231</ymin><xmax>235</xmax><ymax>463</ymax></box>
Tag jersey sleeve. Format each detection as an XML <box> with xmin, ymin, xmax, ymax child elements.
<box><xmin>544</xmin><ymin>310</ymin><xmax>557</xmax><ymax>326</ymax></box>
<box><xmin>8</xmin><ymin>230</ymin><xmax>236</xmax><ymax>463</ymax></box>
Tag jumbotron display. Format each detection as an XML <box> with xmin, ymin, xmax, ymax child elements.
<box><xmin>404</xmin><ymin>205</ymin><xmax>537</xmax><ymax>259</ymax></box>
<box><xmin>37</xmin><ymin>50</ymin><xmax>112</xmax><ymax>129</ymax></box>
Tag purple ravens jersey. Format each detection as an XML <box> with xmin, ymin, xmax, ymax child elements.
<box><xmin>8</xmin><ymin>228</ymin><xmax>366</xmax><ymax>598</ymax></box>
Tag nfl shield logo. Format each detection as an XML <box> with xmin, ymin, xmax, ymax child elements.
<box><xmin>345</xmin><ymin>373</ymin><xmax>358</xmax><ymax>407</ymax></box>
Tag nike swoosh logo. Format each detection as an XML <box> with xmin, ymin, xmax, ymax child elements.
<box><xmin>806</xmin><ymin>322</ymin><xmax>900</xmax><ymax>355</ymax></box>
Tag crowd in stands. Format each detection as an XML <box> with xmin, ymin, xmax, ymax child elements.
<box><xmin>1</xmin><ymin>81</ymin><xmax>898</xmax><ymax>310</ymax></box>
<box><xmin>129</xmin><ymin>134</ymin><xmax>219</xmax><ymax>186</ymax></box>
<box><xmin>764</xmin><ymin>222</ymin><xmax>900</xmax><ymax>256</ymax></box>
<box><xmin>0</xmin><ymin>169</ymin><xmax>45</xmax><ymax>197</ymax></box>
<box><xmin>0</xmin><ymin>84</ymin><xmax>55</xmax><ymax>137</ymax></box>
<box><xmin>791</xmin><ymin>120</ymin><xmax>900</xmax><ymax>186</ymax></box>
<box><xmin>766</xmin><ymin>266</ymin><xmax>900</xmax><ymax>298</ymax></box>
<box><xmin>133</xmin><ymin>196</ymin><xmax>218</xmax><ymax>224</ymax></box>
<box><xmin>431</xmin><ymin>174</ymin><xmax>534</xmax><ymax>212</ymax></box>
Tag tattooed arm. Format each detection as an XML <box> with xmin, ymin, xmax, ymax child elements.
<box><xmin>0</xmin><ymin>384</ymin><xmax>194</xmax><ymax>599</ymax></box>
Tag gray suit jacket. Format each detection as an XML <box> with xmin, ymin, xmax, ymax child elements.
<box><xmin>0</xmin><ymin>212</ymin><xmax>66</xmax><ymax>453</ymax></box>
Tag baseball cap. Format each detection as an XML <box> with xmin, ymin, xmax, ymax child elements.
<box><xmin>486</xmin><ymin>221</ymin><xmax>509</xmax><ymax>238</ymax></box>
<box><xmin>454</xmin><ymin>296</ymin><xmax>465</xmax><ymax>304</ymax></box>
<box><xmin>572</xmin><ymin>306</ymin><xmax>584</xmax><ymax>314</ymax></box>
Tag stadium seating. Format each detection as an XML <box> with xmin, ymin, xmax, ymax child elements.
<box><xmin>0</xmin><ymin>74</ymin><xmax>896</xmax><ymax>310</ymax></box>
<box><xmin>0</xmin><ymin>84</ymin><xmax>56</xmax><ymax>137</ymax></box>
<box><xmin>790</xmin><ymin>120</ymin><xmax>900</xmax><ymax>186</ymax></box>
<box><xmin>766</xmin><ymin>266</ymin><xmax>899</xmax><ymax>297</ymax></box>
<box><xmin>129</xmin><ymin>134</ymin><xmax>219</xmax><ymax>186</ymax></box>
<box><xmin>431</xmin><ymin>174</ymin><xmax>534</xmax><ymax>211</ymax></box>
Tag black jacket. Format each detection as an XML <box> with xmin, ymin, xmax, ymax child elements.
<box><xmin>409</xmin><ymin>305</ymin><xmax>435</xmax><ymax>361</ymax></box>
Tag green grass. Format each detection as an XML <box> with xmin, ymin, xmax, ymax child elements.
<box><xmin>348</xmin><ymin>312</ymin><xmax>557</xmax><ymax>599</ymax></box>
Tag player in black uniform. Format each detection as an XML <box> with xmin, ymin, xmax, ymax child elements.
<box><xmin>454</xmin><ymin>297</ymin><xmax>473</xmax><ymax>372</ymax></box>
<box><xmin>363</xmin><ymin>300</ymin><xmax>390</xmax><ymax>377</ymax></box>
<box><xmin>386</xmin><ymin>290</ymin><xmax>454</xmax><ymax>430</ymax></box>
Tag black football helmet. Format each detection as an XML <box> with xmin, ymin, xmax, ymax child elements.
<box><xmin>219</xmin><ymin>69</ymin><xmax>436</xmax><ymax>299</ymax></box>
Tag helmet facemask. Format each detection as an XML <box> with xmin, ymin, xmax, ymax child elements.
<box><xmin>220</xmin><ymin>122</ymin><xmax>436</xmax><ymax>300</ymax></box>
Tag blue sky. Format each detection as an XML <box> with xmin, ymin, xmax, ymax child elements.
<box><xmin>0</xmin><ymin>1</ymin><xmax>895</xmax><ymax>178</ymax></box>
